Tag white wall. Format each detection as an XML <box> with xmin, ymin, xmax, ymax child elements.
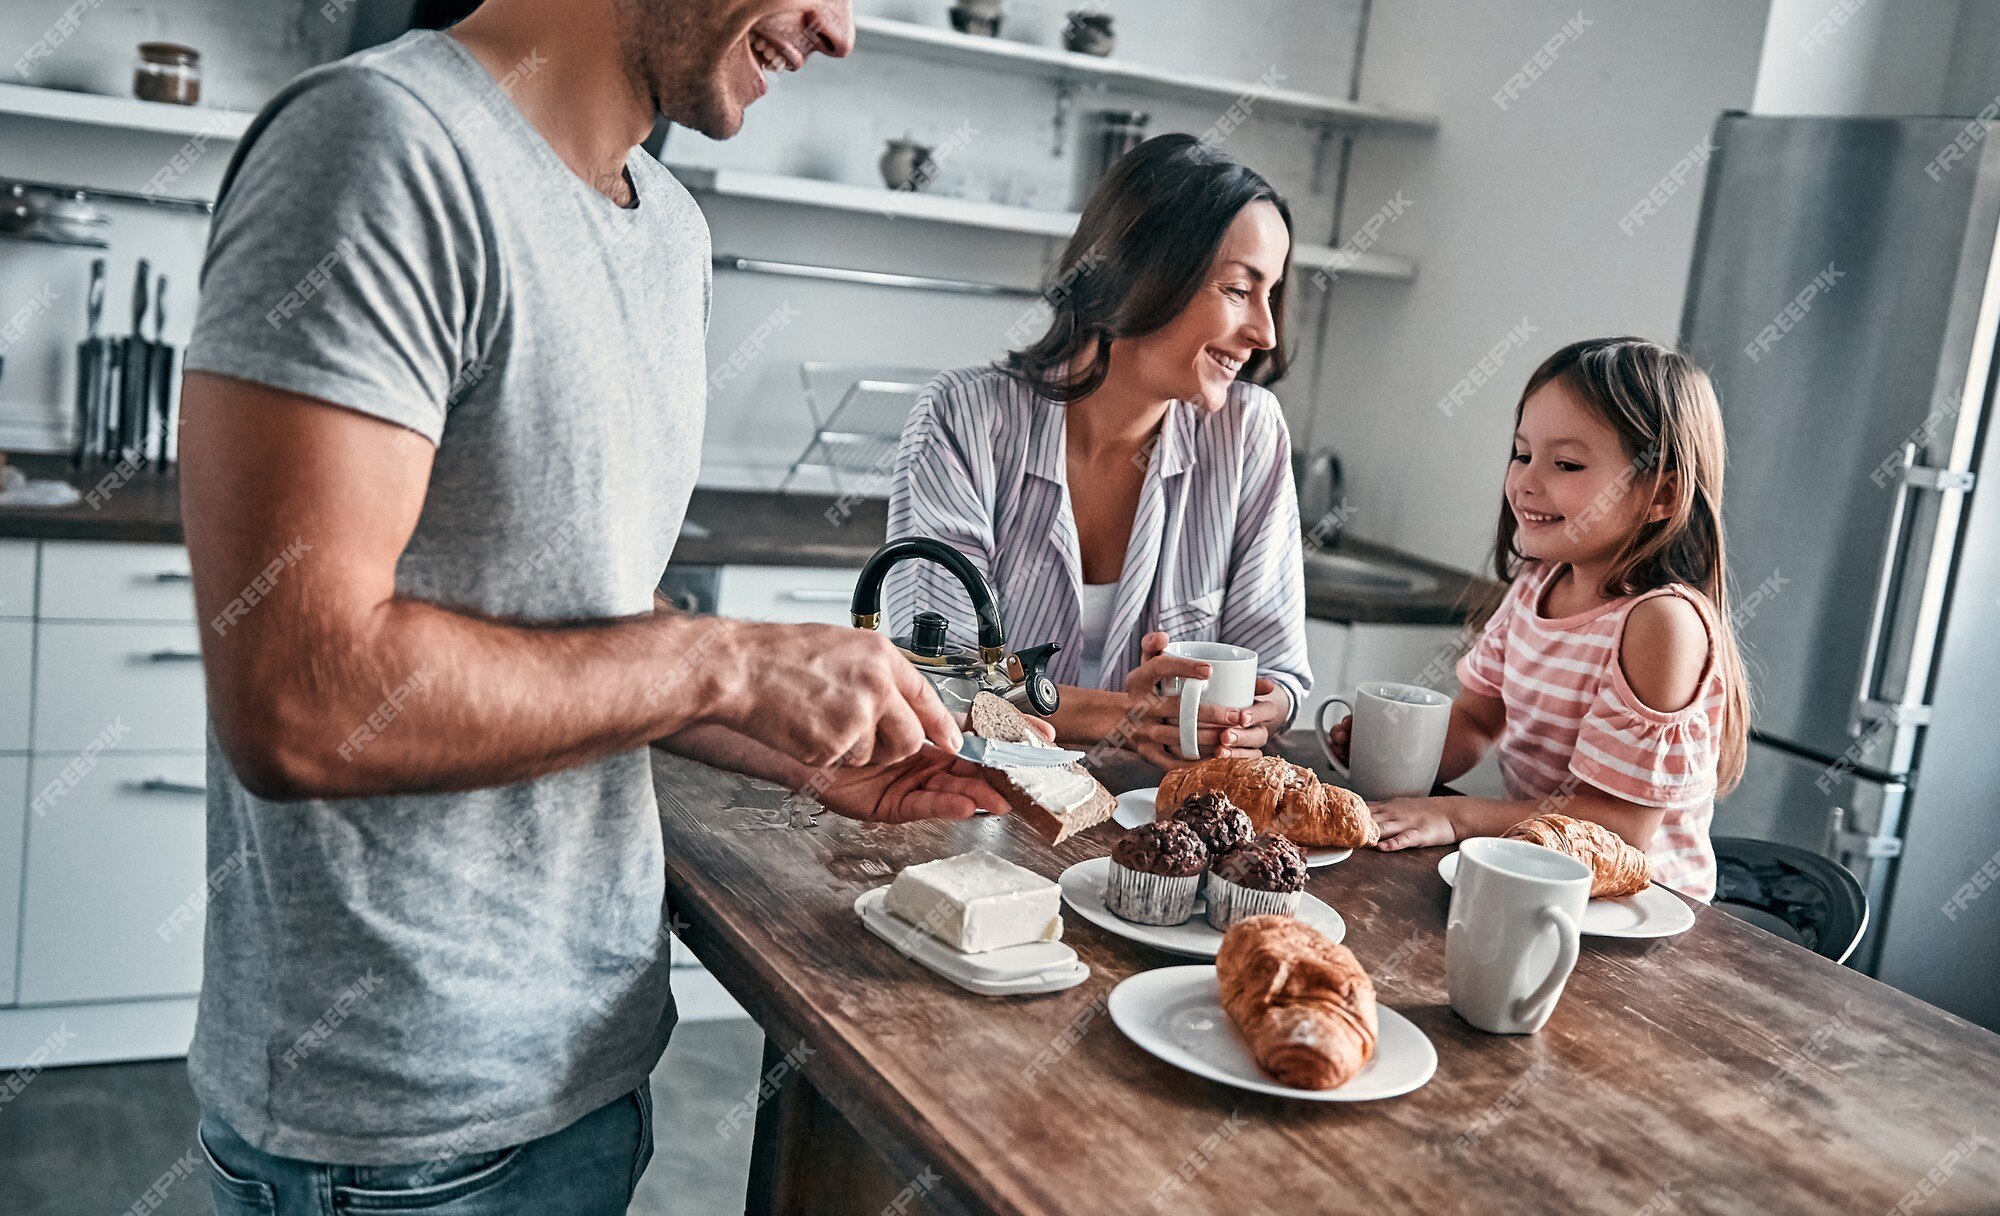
<box><xmin>0</xmin><ymin>0</ymin><xmax>355</xmax><ymax>449</ymax></box>
<box><xmin>1</xmin><ymin>0</ymin><xmax>1384</xmax><ymax>483</ymax></box>
<box><xmin>1753</xmin><ymin>0</ymin><xmax>2000</xmax><ymax>117</ymax></box>
<box><xmin>1307</xmin><ymin>0</ymin><xmax>1772</xmax><ymax>573</ymax></box>
<box><xmin>685</xmin><ymin>0</ymin><xmax>1375</xmax><ymax>487</ymax></box>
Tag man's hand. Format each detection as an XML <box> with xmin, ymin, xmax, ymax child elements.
<box><xmin>812</xmin><ymin>746</ymin><xmax>1014</xmax><ymax>823</ymax></box>
<box><xmin>704</xmin><ymin>620</ymin><xmax>962</xmax><ymax>769</ymax></box>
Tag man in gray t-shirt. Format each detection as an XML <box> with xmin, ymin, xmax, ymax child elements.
<box><xmin>179</xmin><ymin>1</ymin><xmax>1015</xmax><ymax>1208</ymax></box>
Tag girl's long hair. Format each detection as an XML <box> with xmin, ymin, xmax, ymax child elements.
<box><xmin>1002</xmin><ymin>133</ymin><xmax>1292</xmax><ymax>402</ymax></box>
<box><xmin>1491</xmin><ymin>337</ymin><xmax>1750</xmax><ymax>793</ymax></box>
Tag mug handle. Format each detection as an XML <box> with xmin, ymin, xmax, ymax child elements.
<box><xmin>1315</xmin><ymin>697</ymin><xmax>1353</xmax><ymax>778</ymax></box>
<box><xmin>1511</xmin><ymin>905</ymin><xmax>1582</xmax><ymax>1027</ymax></box>
<box><xmin>1179</xmin><ymin>676</ymin><xmax>1208</xmax><ymax>760</ymax></box>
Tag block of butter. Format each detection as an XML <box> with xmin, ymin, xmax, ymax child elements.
<box><xmin>881</xmin><ymin>850</ymin><xmax>1064</xmax><ymax>954</ymax></box>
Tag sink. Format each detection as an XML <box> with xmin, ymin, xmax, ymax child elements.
<box><xmin>1302</xmin><ymin>549</ymin><xmax>1439</xmax><ymax>595</ymax></box>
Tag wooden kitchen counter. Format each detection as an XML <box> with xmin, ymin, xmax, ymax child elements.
<box><xmin>652</xmin><ymin>740</ymin><xmax>2000</xmax><ymax>1216</ymax></box>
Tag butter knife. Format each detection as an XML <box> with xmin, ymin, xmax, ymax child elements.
<box><xmin>956</xmin><ymin>736</ymin><xmax>1086</xmax><ymax>769</ymax></box>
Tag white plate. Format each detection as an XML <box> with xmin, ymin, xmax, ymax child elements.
<box><xmin>1114</xmin><ymin>787</ymin><xmax>1352</xmax><ymax>868</ymax></box>
<box><xmin>1437</xmin><ymin>851</ymin><xmax>1698</xmax><ymax>939</ymax></box>
<box><xmin>854</xmin><ymin>888</ymin><xmax>1090</xmax><ymax>996</ymax></box>
<box><xmin>1058</xmin><ymin>857</ymin><xmax>1345</xmax><ymax>958</ymax></box>
<box><xmin>1109</xmin><ymin>966</ymin><xmax>1437</xmax><ymax>1101</ymax></box>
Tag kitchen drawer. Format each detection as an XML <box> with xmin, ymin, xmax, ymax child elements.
<box><xmin>0</xmin><ymin>757</ymin><xmax>26</xmax><ymax>1005</ymax></box>
<box><xmin>37</xmin><ymin>541</ymin><xmax>195</xmax><ymax>622</ymax></box>
<box><xmin>0</xmin><ymin>621</ymin><xmax>30</xmax><ymax>752</ymax></box>
<box><xmin>18</xmin><ymin>752</ymin><xmax>207</xmax><ymax>1004</ymax></box>
<box><xmin>716</xmin><ymin>564</ymin><xmax>859</xmax><ymax>625</ymax></box>
<box><xmin>33</xmin><ymin>623</ymin><xmax>207</xmax><ymax>753</ymax></box>
<box><xmin>0</xmin><ymin>540</ymin><xmax>34</xmax><ymax>618</ymax></box>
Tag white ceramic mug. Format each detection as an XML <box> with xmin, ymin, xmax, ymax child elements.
<box><xmin>1163</xmin><ymin>641</ymin><xmax>1258</xmax><ymax>761</ymax></box>
<box><xmin>1446</xmin><ymin>837</ymin><xmax>1591</xmax><ymax>1035</ymax></box>
<box><xmin>1315</xmin><ymin>681</ymin><xmax>1451</xmax><ymax>800</ymax></box>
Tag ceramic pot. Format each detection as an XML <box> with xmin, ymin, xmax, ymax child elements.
<box><xmin>880</xmin><ymin>139</ymin><xmax>937</xmax><ymax>191</ymax></box>
<box><xmin>1064</xmin><ymin>11</ymin><xmax>1115</xmax><ymax>56</ymax></box>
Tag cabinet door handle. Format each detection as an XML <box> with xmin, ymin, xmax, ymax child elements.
<box><xmin>138</xmin><ymin>778</ymin><xmax>205</xmax><ymax>796</ymax></box>
<box><xmin>153</xmin><ymin>571</ymin><xmax>194</xmax><ymax>584</ymax></box>
<box><xmin>782</xmin><ymin>589</ymin><xmax>851</xmax><ymax>603</ymax></box>
<box><xmin>145</xmin><ymin>649</ymin><xmax>203</xmax><ymax>663</ymax></box>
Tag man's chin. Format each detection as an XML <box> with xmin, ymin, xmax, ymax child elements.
<box><xmin>673</xmin><ymin>90</ymin><xmax>748</xmax><ymax>140</ymax></box>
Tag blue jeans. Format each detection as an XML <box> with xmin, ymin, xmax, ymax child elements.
<box><xmin>199</xmin><ymin>1087</ymin><xmax>654</xmax><ymax>1215</ymax></box>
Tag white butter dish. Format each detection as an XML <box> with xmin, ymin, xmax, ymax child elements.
<box><xmin>855</xmin><ymin>888</ymin><xmax>1090</xmax><ymax>996</ymax></box>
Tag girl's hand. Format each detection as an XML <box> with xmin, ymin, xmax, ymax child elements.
<box><xmin>1122</xmin><ymin>631</ymin><xmax>1265</xmax><ymax>771</ymax></box>
<box><xmin>1372</xmin><ymin>797</ymin><xmax>1462</xmax><ymax>851</ymax></box>
<box><xmin>1324</xmin><ymin>713</ymin><xmax>1352</xmax><ymax>767</ymax></box>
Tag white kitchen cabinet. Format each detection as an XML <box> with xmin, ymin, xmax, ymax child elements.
<box><xmin>0</xmin><ymin>621</ymin><xmax>31</xmax><ymax>752</ymax></box>
<box><xmin>716</xmin><ymin>564</ymin><xmax>858</xmax><ymax>625</ymax></box>
<box><xmin>0</xmin><ymin>757</ymin><xmax>27</xmax><ymax>1006</ymax></box>
<box><xmin>33</xmin><ymin>622</ymin><xmax>208</xmax><ymax>752</ymax></box>
<box><xmin>36</xmin><ymin>541</ymin><xmax>195</xmax><ymax>622</ymax></box>
<box><xmin>17</xmin><ymin>752</ymin><xmax>207</xmax><ymax>1005</ymax></box>
<box><xmin>0</xmin><ymin>540</ymin><xmax>35</xmax><ymax>618</ymax></box>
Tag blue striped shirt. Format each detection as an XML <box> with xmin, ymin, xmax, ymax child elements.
<box><xmin>885</xmin><ymin>365</ymin><xmax>1311</xmax><ymax>728</ymax></box>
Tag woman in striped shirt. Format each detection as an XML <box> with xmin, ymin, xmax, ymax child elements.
<box><xmin>1326</xmin><ymin>338</ymin><xmax>1750</xmax><ymax>898</ymax></box>
<box><xmin>886</xmin><ymin>135</ymin><xmax>1310</xmax><ymax>772</ymax></box>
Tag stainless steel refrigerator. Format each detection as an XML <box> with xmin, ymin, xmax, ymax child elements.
<box><xmin>1680</xmin><ymin>112</ymin><xmax>2000</xmax><ymax>1029</ymax></box>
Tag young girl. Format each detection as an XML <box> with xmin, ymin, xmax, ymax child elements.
<box><xmin>1327</xmin><ymin>337</ymin><xmax>1749</xmax><ymax>900</ymax></box>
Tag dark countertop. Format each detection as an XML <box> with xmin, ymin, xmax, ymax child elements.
<box><xmin>0</xmin><ymin>452</ymin><xmax>1494</xmax><ymax>625</ymax></box>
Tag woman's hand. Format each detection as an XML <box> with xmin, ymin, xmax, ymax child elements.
<box><xmin>1372</xmin><ymin>796</ymin><xmax>1462</xmax><ymax>851</ymax></box>
<box><xmin>1122</xmin><ymin>631</ymin><xmax>1283</xmax><ymax>771</ymax></box>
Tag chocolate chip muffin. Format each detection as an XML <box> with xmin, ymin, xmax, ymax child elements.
<box><xmin>1171</xmin><ymin>791</ymin><xmax>1255</xmax><ymax>856</ymax></box>
<box><xmin>1105</xmin><ymin>821</ymin><xmax>1207</xmax><ymax>926</ymax></box>
<box><xmin>1205</xmin><ymin>833</ymin><xmax>1307</xmax><ymax>930</ymax></box>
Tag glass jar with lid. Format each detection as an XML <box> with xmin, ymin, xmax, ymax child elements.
<box><xmin>134</xmin><ymin>42</ymin><xmax>201</xmax><ymax>106</ymax></box>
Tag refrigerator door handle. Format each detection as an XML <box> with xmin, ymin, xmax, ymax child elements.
<box><xmin>1824</xmin><ymin>804</ymin><xmax>1905</xmax><ymax>863</ymax></box>
<box><xmin>1852</xmin><ymin>444</ymin><xmax>1921</xmax><ymax>733</ymax></box>
<box><xmin>1850</xmin><ymin>445</ymin><xmax>1975</xmax><ymax>735</ymax></box>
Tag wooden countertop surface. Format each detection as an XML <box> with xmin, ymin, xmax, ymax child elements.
<box><xmin>652</xmin><ymin>737</ymin><xmax>2000</xmax><ymax>1216</ymax></box>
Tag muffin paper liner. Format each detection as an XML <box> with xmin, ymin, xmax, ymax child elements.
<box><xmin>1104</xmin><ymin>860</ymin><xmax>1201</xmax><ymax>926</ymax></box>
<box><xmin>1203</xmin><ymin>872</ymin><xmax>1303</xmax><ymax>931</ymax></box>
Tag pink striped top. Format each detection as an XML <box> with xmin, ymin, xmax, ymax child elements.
<box><xmin>1456</xmin><ymin>561</ymin><xmax>1724</xmax><ymax>900</ymax></box>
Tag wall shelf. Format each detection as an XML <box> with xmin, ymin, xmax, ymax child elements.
<box><xmin>670</xmin><ymin>164</ymin><xmax>1415</xmax><ymax>281</ymax></box>
<box><xmin>852</xmin><ymin>16</ymin><xmax>1438</xmax><ymax>134</ymax></box>
<box><xmin>0</xmin><ymin>226</ymin><xmax>109</xmax><ymax>251</ymax></box>
<box><xmin>0</xmin><ymin>82</ymin><xmax>254</xmax><ymax>141</ymax></box>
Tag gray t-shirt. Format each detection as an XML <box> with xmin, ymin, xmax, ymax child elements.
<box><xmin>184</xmin><ymin>31</ymin><xmax>708</xmax><ymax>1164</ymax></box>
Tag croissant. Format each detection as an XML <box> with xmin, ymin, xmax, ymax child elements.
<box><xmin>1157</xmin><ymin>757</ymin><xmax>1379</xmax><ymax>848</ymax></box>
<box><xmin>1503</xmin><ymin>813</ymin><xmax>1651</xmax><ymax>898</ymax></box>
<box><xmin>1216</xmin><ymin>915</ymin><xmax>1378</xmax><ymax>1090</ymax></box>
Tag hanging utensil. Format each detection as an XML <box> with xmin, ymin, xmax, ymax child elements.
<box><xmin>72</xmin><ymin>258</ymin><xmax>105</xmax><ymax>469</ymax></box>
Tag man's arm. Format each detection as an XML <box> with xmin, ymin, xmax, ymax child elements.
<box><xmin>182</xmin><ymin>372</ymin><xmax>959</xmax><ymax>802</ymax></box>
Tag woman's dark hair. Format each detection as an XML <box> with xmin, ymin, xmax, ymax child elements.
<box><xmin>1002</xmin><ymin>134</ymin><xmax>1293</xmax><ymax>402</ymax></box>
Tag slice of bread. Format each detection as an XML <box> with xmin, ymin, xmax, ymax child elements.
<box><xmin>966</xmin><ymin>692</ymin><xmax>1115</xmax><ymax>844</ymax></box>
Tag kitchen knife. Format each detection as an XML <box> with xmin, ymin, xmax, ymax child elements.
<box><xmin>955</xmin><ymin>735</ymin><xmax>1087</xmax><ymax>769</ymax></box>
<box><xmin>149</xmin><ymin>273</ymin><xmax>172</xmax><ymax>467</ymax></box>
<box><xmin>121</xmin><ymin>258</ymin><xmax>149</xmax><ymax>464</ymax></box>
<box><xmin>72</xmin><ymin>258</ymin><xmax>105</xmax><ymax>469</ymax></box>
